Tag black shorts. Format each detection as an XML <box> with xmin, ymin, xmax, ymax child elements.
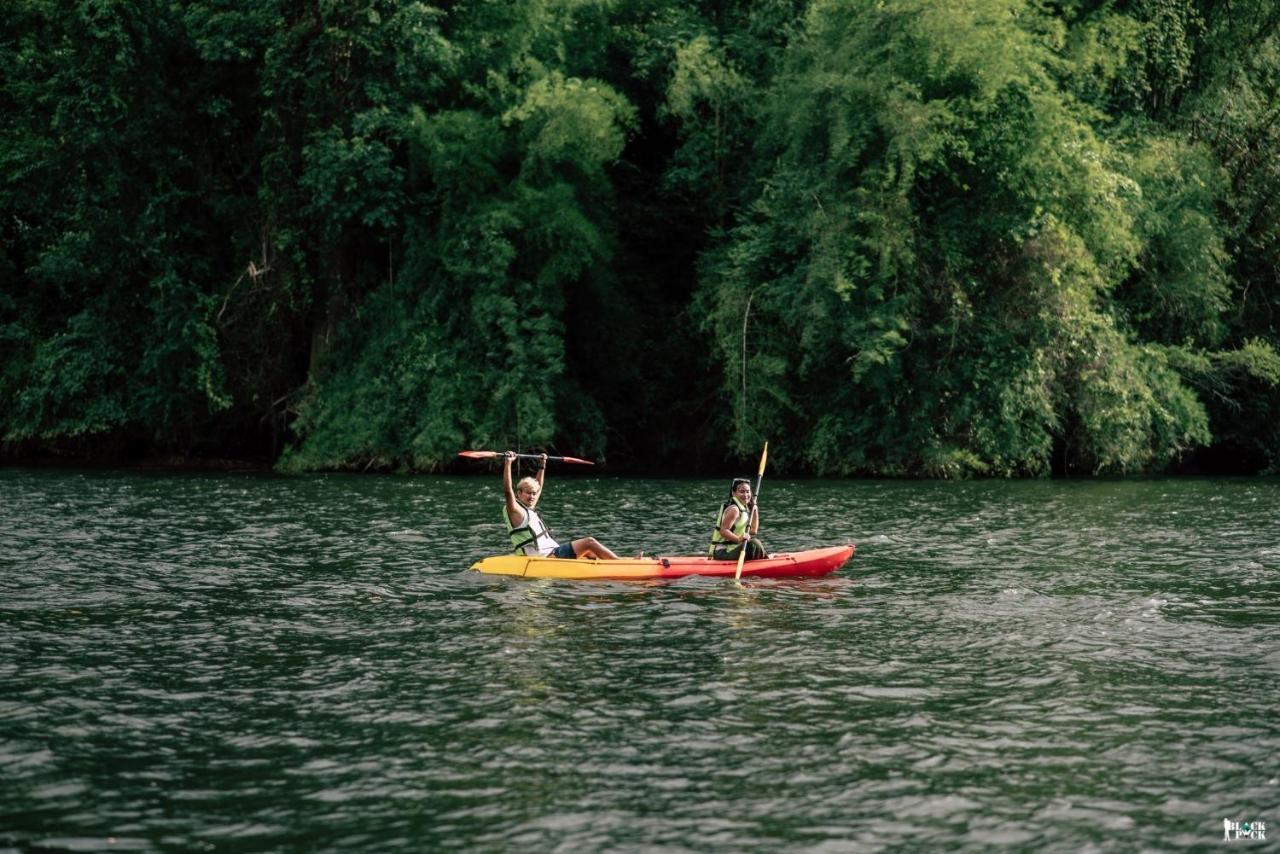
<box><xmin>712</xmin><ymin>539</ymin><xmax>766</xmax><ymax>562</ymax></box>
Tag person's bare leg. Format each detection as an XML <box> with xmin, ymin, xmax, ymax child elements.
<box><xmin>571</xmin><ymin>537</ymin><xmax>619</xmax><ymax>560</ymax></box>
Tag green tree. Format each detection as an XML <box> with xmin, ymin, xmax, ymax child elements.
<box><xmin>4</xmin><ymin>0</ymin><xmax>1279</xmax><ymax>475</ymax></box>
<box><xmin>1179</xmin><ymin>0</ymin><xmax>1280</xmax><ymax>470</ymax></box>
<box><xmin>281</xmin><ymin>2</ymin><xmax>636</xmax><ymax>470</ymax></box>
<box><xmin>1</xmin><ymin>0</ymin><xmax>234</xmax><ymax>451</ymax></box>
<box><xmin>697</xmin><ymin>0</ymin><xmax>1216</xmax><ymax>475</ymax></box>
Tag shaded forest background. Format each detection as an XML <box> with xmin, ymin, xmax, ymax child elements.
<box><xmin>3</xmin><ymin>0</ymin><xmax>1280</xmax><ymax>476</ymax></box>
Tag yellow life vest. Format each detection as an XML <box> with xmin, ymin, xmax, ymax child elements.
<box><xmin>708</xmin><ymin>496</ymin><xmax>751</xmax><ymax>556</ymax></box>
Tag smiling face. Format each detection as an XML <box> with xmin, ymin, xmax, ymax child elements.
<box><xmin>516</xmin><ymin>479</ymin><xmax>541</xmax><ymax>507</ymax></box>
<box><xmin>733</xmin><ymin>481</ymin><xmax>752</xmax><ymax>504</ymax></box>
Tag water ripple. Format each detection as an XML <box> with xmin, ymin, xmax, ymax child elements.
<box><xmin>2</xmin><ymin>470</ymin><xmax>1278</xmax><ymax>850</ymax></box>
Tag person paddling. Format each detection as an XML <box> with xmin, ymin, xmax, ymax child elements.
<box><xmin>503</xmin><ymin>452</ymin><xmax>619</xmax><ymax>560</ymax></box>
<box><xmin>709</xmin><ymin>477</ymin><xmax>766</xmax><ymax>561</ymax></box>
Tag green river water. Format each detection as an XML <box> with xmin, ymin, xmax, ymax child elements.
<box><xmin>1</xmin><ymin>468</ymin><xmax>1277</xmax><ymax>851</ymax></box>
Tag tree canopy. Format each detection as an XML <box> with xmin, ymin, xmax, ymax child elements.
<box><xmin>3</xmin><ymin>0</ymin><xmax>1279</xmax><ymax>475</ymax></box>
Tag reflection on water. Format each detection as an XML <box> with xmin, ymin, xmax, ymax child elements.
<box><xmin>1</xmin><ymin>469</ymin><xmax>1278</xmax><ymax>851</ymax></box>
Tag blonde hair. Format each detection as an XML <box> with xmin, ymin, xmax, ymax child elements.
<box><xmin>515</xmin><ymin>476</ymin><xmax>540</xmax><ymax>495</ymax></box>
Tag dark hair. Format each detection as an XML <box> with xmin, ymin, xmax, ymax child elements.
<box><xmin>730</xmin><ymin>478</ymin><xmax>751</xmax><ymax>495</ymax></box>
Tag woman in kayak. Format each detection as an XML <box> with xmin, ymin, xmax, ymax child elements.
<box><xmin>709</xmin><ymin>477</ymin><xmax>766</xmax><ymax>561</ymax></box>
<box><xmin>503</xmin><ymin>451</ymin><xmax>620</xmax><ymax>559</ymax></box>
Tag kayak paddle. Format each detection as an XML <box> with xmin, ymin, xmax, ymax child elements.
<box><xmin>457</xmin><ymin>450</ymin><xmax>595</xmax><ymax>466</ymax></box>
<box><xmin>734</xmin><ymin>441</ymin><xmax>768</xmax><ymax>582</ymax></box>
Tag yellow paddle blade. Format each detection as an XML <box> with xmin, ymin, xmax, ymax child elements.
<box><xmin>758</xmin><ymin>441</ymin><xmax>769</xmax><ymax>476</ymax></box>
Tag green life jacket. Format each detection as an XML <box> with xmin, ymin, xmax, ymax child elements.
<box><xmin>505</xmin><ymin>501</ymin><xmax>557</xmax><ymax>556</ymax></box>
<box><xmin>708</xmin><ymin>496</ymin><xmax>751</xmax><ymax>556</ymax></box>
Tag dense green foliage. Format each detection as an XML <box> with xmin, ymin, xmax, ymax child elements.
<box><xmin>3</xmin><ymin>0</ymin><xmax>1279</xmax><ymax>475</ymax></box>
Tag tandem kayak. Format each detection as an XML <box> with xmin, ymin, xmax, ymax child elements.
<box><xmin>471</xmin><ymin>544</ymin><xmax>855</xmax><ymax>580</ymax></box>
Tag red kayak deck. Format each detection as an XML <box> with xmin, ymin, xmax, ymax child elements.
<box><xmin>471</xmin><ymin>544</ymin><xmax>855</xmax><ymax>580</ymax></box>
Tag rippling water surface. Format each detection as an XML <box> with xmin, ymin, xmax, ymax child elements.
<box><xmin>2</xmin><ymin>469</ymin><xmax>1277</xmax><ymax>851</ymax></box>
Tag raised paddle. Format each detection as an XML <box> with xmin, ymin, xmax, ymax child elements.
<box><xmin>734</xmin><ymin>441</ymin><xmax>769</xmax><ymax>582</ymax></box>
<box><xmin>457</xmin><ymin>450</ymin><xmax>595</xmax><ymax>466</ymax></box>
